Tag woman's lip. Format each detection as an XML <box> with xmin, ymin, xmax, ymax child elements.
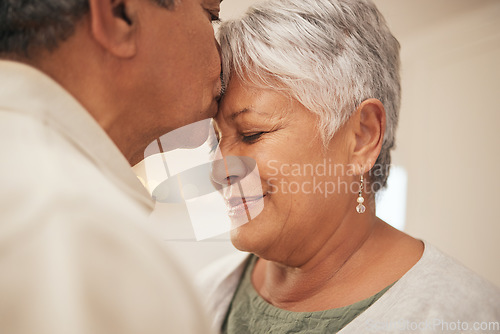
<box><xmin>227</xmin><ymin>195</ymin><xmax>263</xmax><ymax>207</ymax></box>
<box><xmin>226</xmin><ymin>194</ymin><xmax>265</xmax><ymax>216</ymax></box>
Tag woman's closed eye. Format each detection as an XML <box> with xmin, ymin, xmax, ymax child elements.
<box><xmin>241</xmin><ymin>132</ymin><xmax>266</xmax><ymax>144</ymax></box>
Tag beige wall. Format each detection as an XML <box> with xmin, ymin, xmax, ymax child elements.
<box><xmin>216</xmin><ymin>0</ymin><xmax>500</xmax><ymax>287</ymax></box>
<box><xmin>392</xmin><ymin>1</ymin><xmax>500</xmax><ymax>287</ymax></box>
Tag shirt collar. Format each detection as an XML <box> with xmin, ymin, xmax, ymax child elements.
<box><xmin>0</xmin><ymin>60</ymin><xmax>154</xmax><ymax>212</ymax></box>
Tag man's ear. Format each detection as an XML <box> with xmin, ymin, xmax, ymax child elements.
<box><xmin>88</xmin><ymin>0</ymin><xmax>138</xmax><ymax>58</ymax></box>
<box><xmin>349</xmin><ymin>98</ymin><xmax>386</xmax><ymax>173</ymax></box>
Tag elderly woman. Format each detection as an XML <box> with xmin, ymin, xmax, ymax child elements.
<box><xmin>201</xmin><ymin>0</ymin><xmax>500</xmax><ymax>333</ymax></box>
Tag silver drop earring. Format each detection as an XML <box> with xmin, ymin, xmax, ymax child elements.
<box><xmin>356</xmin><ymin>175</ymin><xmax>366</xmax><ymax>214</ymax></box>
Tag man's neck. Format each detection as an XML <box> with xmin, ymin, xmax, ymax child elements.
<box><xmin>22</xmin><ymin>24</ymin><xmax>138</xmax><ymax>166</ymax></box>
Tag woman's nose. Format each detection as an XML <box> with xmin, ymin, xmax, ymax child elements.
<box><xmin>211</xmin><ymin>155</ymin><xmax>249</xmax><ymax>187</ymax></box>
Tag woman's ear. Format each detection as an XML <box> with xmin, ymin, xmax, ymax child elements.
<box><xmin>88</xmin><ymin>0</ymin><xmax>138</xmax><ymax>58</ymax></box>
<box><xmin>349</xmin><ymin>98</ymin><xmax>386</xmax><ymax>173</ymax></box>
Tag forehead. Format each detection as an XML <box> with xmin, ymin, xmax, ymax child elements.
<box><xmin>219</xmin><ymin>76</ymin><xmax>296</xmax><ymax>122</ymax></box>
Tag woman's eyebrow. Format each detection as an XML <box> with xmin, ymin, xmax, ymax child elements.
<box><xmin>231</xmin><ymin>108</ymin><xmax>250</xmax><ymax>120</ymax></box>
<box><xmin>230</xmin><ymin>107</ymin><xmax>271</xmax><ymax>120</ymax></box>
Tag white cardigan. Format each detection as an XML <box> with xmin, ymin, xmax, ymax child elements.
<box><xmin>198</xmin><ymin>242</ymin><xmax>500</xmax><ymax>333</ymax></box>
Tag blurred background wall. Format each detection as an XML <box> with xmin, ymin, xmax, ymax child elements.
<box><xmin>153</xmin><ymin>0</ymin><xmax>500</xmax><ymax>287</ymax></box>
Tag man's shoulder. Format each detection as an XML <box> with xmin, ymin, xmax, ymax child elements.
<box><xmin>0</xmin><ymin>109</ymin><xmax>89</xmax><ymax>171</ymax></box>
<box><xmin>196</xmin><ymin>251</ymin><xmax>251</xmax><ymax>332</ymax></box>
<box><xmin>0</xmin><ymin>107</ymin><xmax>146</xmax><ymax>222</ymax></box>
<box><xmin>197</xmin><ymin>251</ymin><xmax>251</xmax><ymax>292</ymax></box>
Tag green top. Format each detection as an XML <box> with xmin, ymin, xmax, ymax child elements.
<box><xmin>222</xmin><ymin>255</ymin><xmax>395</xmax><ymax>334</ymax></box>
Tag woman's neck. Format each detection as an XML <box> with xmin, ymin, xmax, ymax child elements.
<box><xmin>251</xmin><ymin>217</ymin><xmax>423</xmax><ymax>312</ymax></box>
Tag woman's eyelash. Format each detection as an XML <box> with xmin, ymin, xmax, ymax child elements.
<box><xmin>241</xmin><ymin>132</ymin><xmax>265</xmax><ymax>143</ymax></box>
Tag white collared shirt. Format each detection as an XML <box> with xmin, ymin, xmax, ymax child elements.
<box><xmin>0</xmin><ymin>60</ymin><xmax>212</xmax><ymax>334</ymax></box>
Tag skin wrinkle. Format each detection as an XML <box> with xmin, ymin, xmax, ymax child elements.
<box><xmin>256</xmin><ymin>214</ymin><xmax>377</xmax><ymax>309</ymax></box>
<box><xmin>262</xmin><ymin>105</ymin><xmax>293</xmax><ymax>263</ymax></box>
<box><xmin>218</xmin><ymin>0</ymin><xmax>401</xmax><ymax>191</ymax></box>
<box><xmin>263</xmin><ymin>210</ymin><xmax>374</xmax><ymax>303</ymax></box>
<box><xmin>276</xmin><ymin>120</ymin><xmax>328</xmax><ymax>266</ymax></box>
<box><xmin>215</xmin><ymin>68</ymin><xmax>423</xmax><ymax>312</ymax></box>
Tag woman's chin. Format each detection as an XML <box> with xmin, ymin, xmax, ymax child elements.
<box><xmin>229</xmin><ymin>220</ymin><xmax>265</xmax><ymax>253</ymax></box>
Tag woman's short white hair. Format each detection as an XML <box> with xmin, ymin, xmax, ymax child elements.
<box><xmin>218</xmin><ymin>0</ymin><xmax>400</xmax><ymax>192</ymax></box>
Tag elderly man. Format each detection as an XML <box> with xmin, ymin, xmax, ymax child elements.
<box><xmin>0</xmin><ymin>0</ymin><xmax>221</xmax><ymax>333</ymax></box>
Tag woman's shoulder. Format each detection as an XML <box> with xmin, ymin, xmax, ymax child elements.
<box><xmin>410</xmin><ymin>242</ymin><xmax>499</xmax><ymax>295</ymax></box>
<box><xmin>343</xmin><ymin>242</ymin><xmax>500</xmax><ymax>333</ymax></box>
<box><xmin>383</xmin><ymin>241</ymin><xmax>499</xmax><ymax>318</ymax></box>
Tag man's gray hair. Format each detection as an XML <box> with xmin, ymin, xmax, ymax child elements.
<box><xmin>218</xmin><ymin>0</ymin><xmax>401</xmax><ymax>192</ymax></box>
<box><xmin>0</xmin><ymin>0</ymin><xmax>175</xmax><ymax>57</ymax></box>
